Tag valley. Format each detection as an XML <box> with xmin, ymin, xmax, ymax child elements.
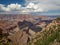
<box><xmin>0</xmin><ymin>14</ymin><xmax>59</xmax><ymax>45</ymax></box>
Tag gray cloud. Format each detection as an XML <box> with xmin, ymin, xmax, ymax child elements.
<box><xmin>0</xmin><ymin>0</ymin><xmax>60</xmax><ymax>14</ymax></box>
<box><xmin>25</xmin><ymin>0</ymin><xmax>60</xmax><ymax>11</ymax></box>
<box><xmin>0</xmin><ymin>3</ymin><xmax>21</xmax><ymax>12</ymax></box>
<box><xmin>0</xmin><ymin>3</ymin><xmax>45</xmax><ymax>13</ymax></box>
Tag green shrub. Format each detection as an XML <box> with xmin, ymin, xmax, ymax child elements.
<box><xmin>34</xmin><ymin>28</ymin><xmax>60</xmax><ymax>45</ymax></box>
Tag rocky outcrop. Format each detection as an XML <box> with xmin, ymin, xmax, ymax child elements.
<box><xmin>0</xmin><ymin>16</ymin><xmax>54</xmax><ymax>45</ymax></box>
<box><xmin>28</xmin><ymin>18</ymin><xmax>60</xmax><ymax>45</ymax></box>
<box><xmin>8</xmin><ymin>30</ymin><xmax>28</xmax><ymax>45</ymax></box>
<box><xmin>0</xmin><ymin>21</ymin><xmax>28</xmax><ymax>45</ymax></box>
<box><xmin>18</xmin><ymin>20</ymin><xmax>42</xmax><ymax>34</ymax></box>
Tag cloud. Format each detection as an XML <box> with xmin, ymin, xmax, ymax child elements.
<box><xmin>0</xmin><ymin>3</ymin><xmax>21</xmax><ymax>12</ymax></box>
<box><xmin>25</xmin><ymin>0</ymin><xmax>60</xmax><ymax>11</ymax></box>
<box><xmin>22</xmin><ymin>3</ymin><xmax>44</xmax><ymax>12</ymax></box>
<box><xmin>7</xmin><ymin>3</ymin><xmax>21</xmax><ymax>11</ymax></box>
<box><xmin>25</xmin><ymin>0</ymin><xmax>60</xmax><ymax>4</ymax></box>
<box><xmin>0</xmin><ymin>0</ymin><xmax>60</xmax><ymax>14</ymax></box>
<box><xmin>0</xmin><ymin>4</ymin><xmax>6</xmax><ymax>11</ymax></box>
<box><xmin>0</xmin><ymin>3</ymin><xmax>44</xmax><ymax>13</ymax></box>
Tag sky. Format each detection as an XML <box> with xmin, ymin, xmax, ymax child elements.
<box><xmin>0</xmin><ymin>0</ymin><xmax>60</xmax><ymax>15</ymax></box>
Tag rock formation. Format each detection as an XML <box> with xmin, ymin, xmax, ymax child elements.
<box><xmin>0</xmin><ymin>21</ymin><xmax>28</xmax><ymax>45</ymax></box>
<box><xmin>28</xmin><ymin>18</ymin><xmax>60</xmax><ymax>45</ymax></box>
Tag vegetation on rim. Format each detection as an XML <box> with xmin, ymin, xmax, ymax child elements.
<box><xmin>28</xmin><ymin>18</ymin><xmax>60</xmax><ymax>45</ymax></box>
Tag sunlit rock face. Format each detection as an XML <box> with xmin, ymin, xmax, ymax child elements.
<box><xmin>0</xmin><ymin>20</ymin><xmax>28</xmax><ymax>45</ymax></box>
<box><xmin>0</xmin><ymin>14</ymin><xmax>54</xmax><ymax>45</ymax></box>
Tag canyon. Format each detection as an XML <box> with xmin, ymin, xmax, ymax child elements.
<box><xmin>0</xmin><ymin>14</ymin><xmax>58</xmax><ymax>45</ymax></box>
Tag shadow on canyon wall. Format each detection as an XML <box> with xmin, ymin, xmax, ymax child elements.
<box><xmin>18</xmin><ymin>20</ymin><xmax>42</xmax><ymax>33</ymax></box>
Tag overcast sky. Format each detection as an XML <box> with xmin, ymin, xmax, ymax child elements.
<box><xmin>0</xmin><ymin>0</ymin><xmax>60</xmax><ymax>15</ymax></box>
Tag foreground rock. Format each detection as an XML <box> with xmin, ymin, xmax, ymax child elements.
<box><xmin>0</xmin><ymin>21</ymin><xmax>28</xmax><ymax>45</ymax></box>
<box><xmin>8</xmin><ymin>30</ymin><xmax>28</xmax><ymax>45</ymax></box>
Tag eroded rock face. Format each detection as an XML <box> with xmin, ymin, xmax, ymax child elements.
<box><xmin>0</xmin><ymin>18</ymin><xmax>53</xmax><ymax>45</ymax></box>
<box><xmin>0</xmin><ymin>21</ymin><xmax>28</xmax><ymax>45</ymax></box>
<box><xmin>28</xmin><ymin>19</ymin><xmax>60</xmax><ymax>45</ymax></box>
<box><xmin>8</xmin><ymin>30</ymin><xmax>28</xmax><ymax>45</ymax></box>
